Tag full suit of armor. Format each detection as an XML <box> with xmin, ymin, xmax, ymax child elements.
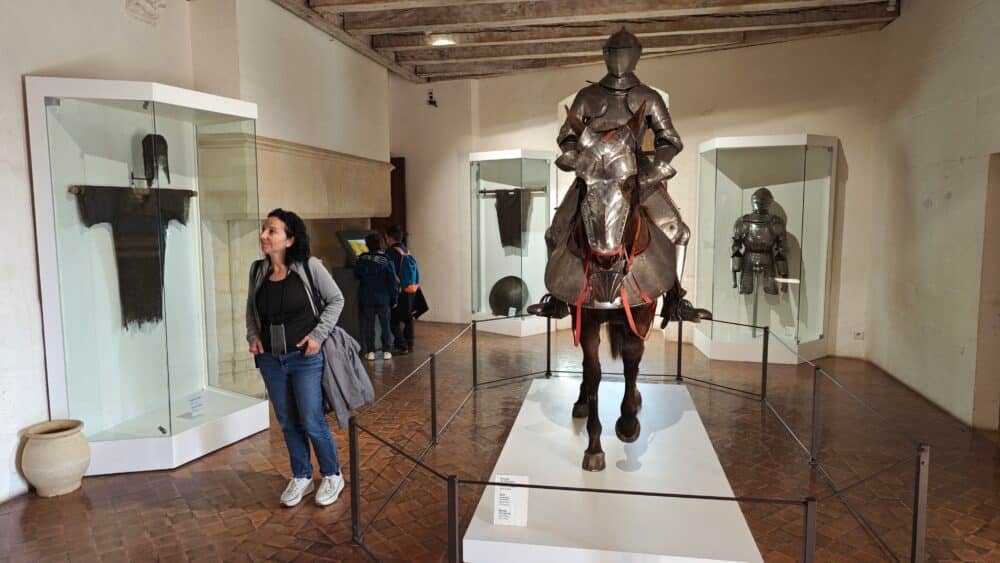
<box><xmin>731</xmin><ymin>188</ymin><xmax>789</xmax><ymax>295</ymax></box>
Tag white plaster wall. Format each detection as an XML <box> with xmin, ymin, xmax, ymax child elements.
<box><xmin>235</xmin><ymin>0</ymin><xmax>390</xmax><ymax>162</ymax></box>
<box><xmin>0</xmin><ymin>0</ymin><xmax>194</xmax><ymax>502</ymax></box>
<box><xmin>390</xmin><ymin>79</ymin><xmax>476</xmax><ymax>323</ymax></box>
<box><xmin>392</xmin><ymin>32</ymin><xmax>881</xmax><ymax>357</ymax></box>
<box><xmin>190</xmin><ymin>0</ymin><xmax>241</xmax><ymax>99</ymax></box>
<box><xmin>869</xmin><ymin>0</ymin><xmax>1000</xmax><ymax>426</ymax></box>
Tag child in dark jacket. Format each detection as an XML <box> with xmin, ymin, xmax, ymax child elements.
<box><xmin>354</xmin><ymin>233</ymin><xmax>399</xmax><ymax>360</ymax></box>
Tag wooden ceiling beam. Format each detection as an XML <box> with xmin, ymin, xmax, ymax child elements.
<box><xmin>397</xmin><ymin>32</ymin><xmax>747</xmax><ymax>64</ymax></box>
<box><xmin>309</xmin><ymin>0</ymin><xmax>513</xmax><ymax>13</ymax></box>
<box><xmin>271</xmin><ymin>0</ymin><xmax>425</xmax><ymax>82</ymax></box>
<box><xmin>418</xmin><ymin>21</ymin><xmax>883</xmax><ymax>80</ymax></box>
<box><xmin>373</xmin><ymin>3</ymin><xmax>896</xmax><ymax>51</ymax></box>
<box><xmin>342</xmin><ymin>0</ymin><xmax>888</xmax><ymax>35</ymax></box>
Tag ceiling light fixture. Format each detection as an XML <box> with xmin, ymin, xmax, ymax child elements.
<box><xmin>431</xmin><ymin>37</ymin><xmax>456</xmax><ymax>46</ymax></box>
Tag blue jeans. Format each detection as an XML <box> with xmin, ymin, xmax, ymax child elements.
<box><xmin>257</xmin><ymin>350</ymin><xmax>341</xmax><ymax>478</ymax></box>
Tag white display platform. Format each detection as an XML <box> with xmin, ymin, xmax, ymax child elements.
<box><xmin>692</xmin><ymin>329</ymin><xmax>824</xmax><ymax>365</ymax></box>
<box><xmin>85</xmin><ymin>390</ymin><xmax>268</xmax><ymax>476</ymax></box>
<box><xmin>464</xmin><ymin>379</ymin><xmax>762</xmax><ymax>562</ymax></box>
<box><xmin>474</xmin><ymin>316</ymin><xmax>572</xmax><ymax>337</ymax></box>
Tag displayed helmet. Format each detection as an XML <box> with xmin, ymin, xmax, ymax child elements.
<box><xmin>489</xmin><ymin>276</ymin><xmax>530</xmax><ymax>316</ymax></box>
<box><xmin>750</xmin><ymin>188</ymin><xmax>774</xmax><ymax>213</ymax></box>
<box><xmin>603</xmin><ymin>28</ymin><xmax>642</xmax><ymax>77</ymax></box>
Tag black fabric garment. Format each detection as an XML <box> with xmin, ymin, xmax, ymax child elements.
<box><xmin>254</xmin><ymin>273</ymin><xmax>318</xmax><ymax>354</ymax></box>
<box><xmin>74</xmin><ymin>186</ymin><xmax>194</xmax><ymax>329</ymax></box>
<box><xmin>494</xmin><ymin>189</ymin><xmax>531</xmax><ymax>248</ymax></box>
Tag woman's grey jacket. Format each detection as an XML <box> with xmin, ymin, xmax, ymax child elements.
<box><xmin>246</xmin><ymin>257</ymin><xmax>374</xmax><ymax>428</ymax></box>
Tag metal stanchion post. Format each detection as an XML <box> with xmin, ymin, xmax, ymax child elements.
<box><xmin>802</xmin><ymin>497</ymin><xmax>817</xmax><ymax>562</ymax></box>
<box><xmin>430</xmin><ymin>353</ymin><xmax>438</xmax><ymax>444</ymax></box>
<box><xmin>911</xmin><ymin>444</ymin><xmax>929</xmax><ymax>562</ymax></box>
<box><xmin>809</xmin><ymin>365</ymin><xmax>820</xmax><ymax>465</ymax></box>
<box><xmin>675</xmin><ymin>319</ymin><xmax>683</xmax><ymax>382</ymax></box>
<box><xmin>545</xmin><ymin>316</ymin><xmax>552</xmax><ymax>378</ymax></box>
<box><xmin>761</xmin><ymin>326</ymin><xmax>770</xmax><ymax>401</ymax></box>
<box><xmin>349</xmin><ymin>416</ymin><xmax>362</xmax><ymax>544</ymax></box>
<box><xmin>448</xmin><ymin>476</ymin><xmax>461</xmax><ymax>563</ymax></box>
<box><xmin>471</xmin><ymin>321</ymin><xmax>478</xmax><ymax>389</ymax></box>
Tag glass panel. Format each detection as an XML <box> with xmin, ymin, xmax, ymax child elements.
<box><xmin>695</xmin><ymin>149</ymin><xmax>717</xmax><ymax>340</ymax></box>
<box><xmin>711</xmin><ymin>146</ymin><xmax>806</xmax><ymax>344</ymax></box>
<box><xmin>521</xmin><ymin>158</ymin><xmax>550</xmax><ymax>314</ymax></box>
<box><xmin>153</xmin><ymin>101</ymin><xmax>264</xmax><ymax>434</ymax></box>
<box><xmin>474</xmin><ymin>158</ymin><xmax>530</xmax><ymax>316</ymax></box>
<box><xmin>45</xmin><ymin>97</ymin><xmax>172</xmax><ymax>440</ymax></box>
<box><xmin>799</xmin><ymin>145</ymin><xmax>833</xmax><ymax>343</ymax></box>
<box><xmin>470</xmin><ymin>161</ymin><xmax>481</xmax><ymax>313</ymax></box>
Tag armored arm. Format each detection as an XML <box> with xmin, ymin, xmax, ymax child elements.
<box><xmin>772</xmin><ymin>217</ymin><xmax>789</xmax><ymax>292</ymax></box>
<box><xmin>636</xmin><ymin>88</ymin><xmax>683</xmax><ymax>190</ymax></box>
<box><xmin>731</xmin><ymin>217</ymin><xmax>747</xmax><ymax>288</ymax></box>
<box><xmin>555</xmin><ymin>90</ymin><xmax>592</xmax><ymax>172</ymax></box>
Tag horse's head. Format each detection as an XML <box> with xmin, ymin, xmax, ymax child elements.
<box><xmin>565</xmin><ymin>102</ymin><xmax>646</xmax><ymax>305</ymax></box>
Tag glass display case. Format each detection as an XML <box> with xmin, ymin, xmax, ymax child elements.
<box><xmin>694</xmin><ymin>135</ymin><xmax>837</xmax><ymax>363</ymax></box>
<box><xmin>26</xmin><ymin>77</ymin><xmax>268</xmax><ymax>474</ymax></box>
<box><xmin>470</xmin><ymin>150</ymin><xmax>556</xmax><ymax>336</ymax></box>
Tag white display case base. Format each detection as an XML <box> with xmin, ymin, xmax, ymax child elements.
<box><xmin>474</xmin><ymin>316</ymin><xmax>571</xmax><ymax>337</ymax></box>
<box><xmin>693</xmin><ymin>328</ymin><xmax>826</xmax><ymax>365</ymax></box>
<box><xmin>463</xmin><ymin>378</ymin><xmax>762</xmax><ymax>562</ymax></box>
<box><xmin>85</xmin><ymin>388</ymin><xmax>269</xmax><ymax>475</ymax></box>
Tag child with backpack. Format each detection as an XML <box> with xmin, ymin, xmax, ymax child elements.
<box><xmin>386</xmin><ymin>225</ymin><xmax>419</xmax><ymax>354</ymax></box>
<box><xmin>354</xmin><ymin>233</ymin><xmax>399</xmax><ymax>360</ymax></box>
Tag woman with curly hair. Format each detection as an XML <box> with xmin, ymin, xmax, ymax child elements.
<box><xmin>246</xmin><ymin>208</ymin><xmax>345</xmax><ymax>507</ymax></box>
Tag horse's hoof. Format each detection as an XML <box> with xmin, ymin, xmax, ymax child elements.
<box><xmin>616</xmin><ymin>418</ymin><xmax>641</xmax><ymax>443</ymax></box>
<box><xmin>582</xmin><ymin>451</ymin><xmax>606</xmax><ymax>471</ymax></box>
<box><xmin>572</xmin><ymin>402</ymin><xmax>589</xmax><ymax>418</ymax></box>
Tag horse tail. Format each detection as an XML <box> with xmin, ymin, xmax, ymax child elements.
<box><xmin>607</xmin><ymin>322</ymin><xmax>626</xmax><ymax>360</ymax></box>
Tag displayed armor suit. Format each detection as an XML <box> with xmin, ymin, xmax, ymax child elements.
<box><xmin>531</xmin><ymin>28</ymin><xmax>707</xmax><ymax>322</ymax></box>
<box><xmin>731</xmin><ymin>188</ymin><xmax>789</xmax><ymax>295</ymax></box>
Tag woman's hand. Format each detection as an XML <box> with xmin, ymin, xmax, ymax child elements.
<box><xmin>297</xmin><ymin>336</ymin><xmax>322</xmax><ymax>356</ymax></box>
<box><xmin>249</xmin><ymin>338</ymin><xmax>264</xmax><ymax>354</ymax></box>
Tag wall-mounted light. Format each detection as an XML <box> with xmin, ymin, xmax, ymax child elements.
<box><xmin>427</xmin><ymin>90</ymin><xmax>438</xmax><ymax>107</ymax></box>
<box><xmin>431</xmin><ymin>37</ymin><xmax>456</xmax><ymax>46</ymax></box>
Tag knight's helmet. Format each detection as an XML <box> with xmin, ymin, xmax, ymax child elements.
<box><xmin>603</xmin><ymin>28</ymin><xmax>642</xmax><ymax>77</ymax></box>
<box><xmin>750</xmin><ymin>187</ymin><xmax>774</xmax><ymax>213</ymax></box>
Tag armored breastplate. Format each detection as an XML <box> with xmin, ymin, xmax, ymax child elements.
<box><xmin>585</xmin><ymin>88</ymin><xmax>649</xmax><ymax>143</ymax></box>
<box><xmin>742</xmin><ymin>216</ymin><xmax>777</xmax><ymax>252</ymax></box>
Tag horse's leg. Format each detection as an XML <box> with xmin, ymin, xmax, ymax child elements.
<box><xmin>616</xmin><ymin>305</ymin><xmax>654</xmax><ymax>443</ymax></box>
<box><xmin>571</xmin><ymin>310</ymin><xmax>589</xmax><ymax>418</ymax></box>
<box><xmin>579</xmin><ymin>311</ymin><xmax>605</xmax><ymax>471</ymax></box>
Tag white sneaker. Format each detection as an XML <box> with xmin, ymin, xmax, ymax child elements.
<box><xmin>315</xmin><ymin>474</ymin><xmax>345</xmax><ymax>507</ymax></box>
<box><xmin>383</xmin><ymin>351</ymin><xmax>393</xmax><ymax>360</ymax></box>
<box><xmin>280</xmin><ymin>477</ymin><xmax>314</xmax><ymax>507</ymax></box>
<box><xmin>365</xmin><ymin>352</ymin><xmax>375</xmax><ymax>361</ymax></box>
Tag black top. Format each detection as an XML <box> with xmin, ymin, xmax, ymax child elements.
<box><xmin>255</xmin><ymin>272</ymin><xmax>317</xmax><ymax>354</ymax></box>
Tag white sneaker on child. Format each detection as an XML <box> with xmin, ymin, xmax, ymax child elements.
<box><xmin>280</xmin><ymin>477</ymin><xmax>314</xmax><ymax>507</ymax></box>
<box><xmin>365</xmin><ymin>352</ymin><xmax>375</xmax><ymax>361</ymax></box>
<box><xmin>383</xmin><ymin>351</ymin><xmax>392</xmax><ymax>360</ymax></box>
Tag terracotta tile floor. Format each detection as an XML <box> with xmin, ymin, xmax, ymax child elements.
<box><xmin>2</xmin><ymin>321</ymin><xmax>999</xmax><ymax>562</ymax></box>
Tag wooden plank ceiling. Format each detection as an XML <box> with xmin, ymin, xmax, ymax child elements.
<box><xmin>271</xmin><ymin>0</ymin><xmax>900</xmax><ymax>82</ymax></box>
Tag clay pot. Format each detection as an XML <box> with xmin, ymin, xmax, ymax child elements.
<box><xmin>21</xmin><ymin>420</ymin><xmax>90</xmax><ymax>497</ymax></box>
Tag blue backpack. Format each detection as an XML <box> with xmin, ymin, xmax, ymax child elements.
<box><xmin>393</xmin><ymin>246</ymin><xmax>420</xmax><ymax>294</ymax></box>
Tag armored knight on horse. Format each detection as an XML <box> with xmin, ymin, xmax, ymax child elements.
<box><xmin>528</xmin><ymin>29</ymin><xmax>710</xmax><ymax>471</ymax></box>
